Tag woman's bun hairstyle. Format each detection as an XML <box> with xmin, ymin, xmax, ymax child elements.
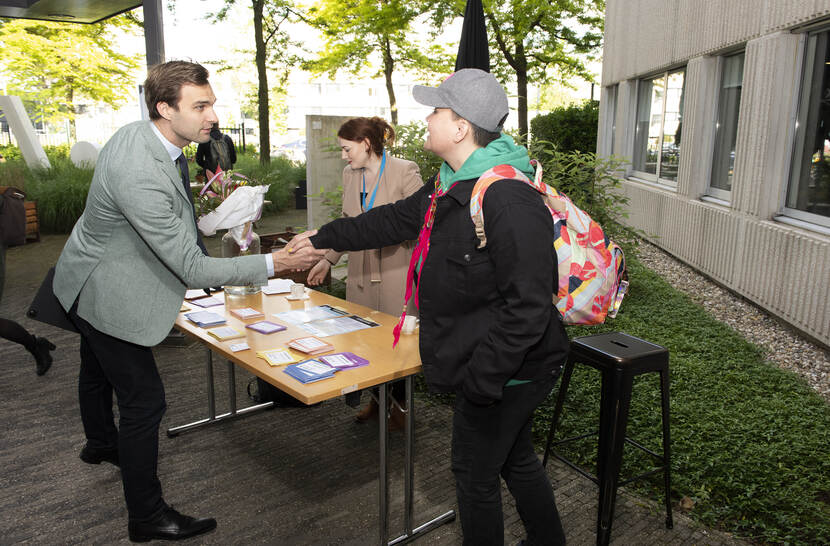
<box><xmin>338</xmin><ymin>116</ymin><xmax>395</xmax><ymax>156</ymax></box>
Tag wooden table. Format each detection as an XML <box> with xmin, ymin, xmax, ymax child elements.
<box><xmin>169</xmin><ymin>287</ymin><xmax>455</xmax><ymax>545</ymax></box>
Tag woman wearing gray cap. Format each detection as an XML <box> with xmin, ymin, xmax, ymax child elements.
<box><xmin>290</xmin><ymin>69</ymin><xmax>567</xmax><ymax>545</ymax></box>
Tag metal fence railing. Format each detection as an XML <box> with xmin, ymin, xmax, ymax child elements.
<box><xmin>1</xmin><ymin>123</ymin><xmax>254</xmax><ymax>151</ymax></box>
<box><xmin>1</xmin><ymin>128</ymin><xmax>72</xmax><ymax>148</ymax></box>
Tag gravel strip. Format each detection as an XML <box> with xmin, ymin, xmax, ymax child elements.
<box><xmin>636</xmin><ymin>241</ymin><xmax>830</xmax><ymax>403</ymax></box>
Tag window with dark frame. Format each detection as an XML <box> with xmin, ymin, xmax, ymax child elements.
<box><xmin>632</xmin><ymin>69</ymin><xmax>686</xmax><ymax>185</ymax></box>
<box><xmin>709</xmin><ymin>53</ymin><xmax>744</xmax><ymax>199</ymax></box>
<box><xmin>788</xmin><ymin>29</ymin><xmax>830</xmax><ymax>225</ymax></box>
<box><xmin>607</xmin><ymin>84</ymin><xmax>618</xmax><ymax>154</ymax></box>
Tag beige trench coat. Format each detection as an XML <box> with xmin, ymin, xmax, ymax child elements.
<box><xmin>324</xmin><ymin>155</ymin><xmax>423</xmax><ymax>316</ymax></box>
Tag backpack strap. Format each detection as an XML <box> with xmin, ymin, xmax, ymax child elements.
<box><xmin>470</xmin><ymin>161</ymin><xmax>548</xmax><ymax>249</ymax></box>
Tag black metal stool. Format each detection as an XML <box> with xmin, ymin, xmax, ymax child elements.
<box><xmin>542</xmin><ymin>332</ymin><xmax>673</xmax><ymax>545</ymax></box>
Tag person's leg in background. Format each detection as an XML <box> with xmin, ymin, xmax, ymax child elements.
<box><xmin>355</xmin><ymin>380</ymin><xmax>407</xmax><ymax>430</ymax></box>
<box><xmin>0</xmin><ymin>318</ymin><xmax>55</xmax><ymax>375</ymax></box>
<box><xmin>0</xmin><ymin>242</ymin><xmax>55</xmax><ymax>375</ymax></box>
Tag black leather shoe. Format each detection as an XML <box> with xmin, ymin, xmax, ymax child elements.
<box><xmin>128</xmin><ymin>507</ymin><xmax>217</xmax><ymax>542</ymax></box>
<box><xmin>79</xmin><ymin>444</ymin><xmax>120</xmax><ymax>467</ymax></box>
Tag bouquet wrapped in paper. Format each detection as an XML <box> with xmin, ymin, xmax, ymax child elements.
<box><xmin>196</xmin><ymin>168</ymin><xmax>269</xmax><ymax>252</ymax></box>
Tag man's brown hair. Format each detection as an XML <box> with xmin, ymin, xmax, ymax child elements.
<box><xmin>144</xmin><ymin>61</ymin><xmax>210</xmax><ymax>120</ymax></box>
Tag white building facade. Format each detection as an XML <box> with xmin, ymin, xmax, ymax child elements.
<box><xmin>598</xmin><ymin>0</ymin><xmax>830</xmax><ymax>347</ymax></box>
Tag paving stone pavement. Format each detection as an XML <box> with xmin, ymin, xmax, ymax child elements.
<box><xmin>0</xmin><ymin>211</ymin><xmax>750</xmax><ymax>545</ymax></box>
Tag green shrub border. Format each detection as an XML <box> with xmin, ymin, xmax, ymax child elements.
<box><xmin>0</xmin><ymin>145</ymin><xmax>305</xmax><ymax>233</ymax></box>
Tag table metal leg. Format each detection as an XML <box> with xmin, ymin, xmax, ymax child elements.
<box><xmin>404</xmin><ymin>376</ymin><xmax>414</xmax><ymax>535</ymax></box>
<box><xmin>388</xmin><ymin>376</ymin><xmax>455</xmax><ymax>545</ymax></box>
<box><xmin>228</xmin><ymin>360</ymin><xmax>237</xmax><ymax>413</ymax></box>
<box><xmin>167</xmin><ymin>350</ymin><xmax>274</xmax><ymax>437</ymax></box>
<box><xmin>207</xmin><ymin>349</ymin><xmax>216</xmax><ymax>419</ymax></box>
<box><xmin>379</xmin><ymin>383</ymin><xmax>389</xmax><ymax>545</ymax></box>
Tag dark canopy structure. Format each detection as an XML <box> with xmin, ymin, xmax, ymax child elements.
<box><xmin>0</xmin><ymin>0</ymin><xmax>164</xmax><ymax>65</ymax></box>
<box><xmin>0</xmin><ymin>0</ymin><xmax>141</xmax><ymax>24</ymax></box>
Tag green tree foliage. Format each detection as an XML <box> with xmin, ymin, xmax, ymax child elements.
<box><xmin>211</xmin><ymin>1</ymin><xmax>304</xmax><ymax>165</ymax></box>
<box><xmin>387</xmin><ymin>122</ymin><xmax>443</xmax><ymax>180</ymax></box>
<box><xmin>530</xmin><ymin>99</ymin><xmax>599</xmax><ymax>153</ymax></box>
<box><xmin>432</xmin><ymin>0</ymin><xmax>604</xmax><ymax>141</ymax></box>
<box><xmin>305</xmin><ymin>0</ymin><xmax>453</xmax><ymax>125</ymax></box>
<box><xmin>0</xmin><ymin>16</ymin><xmax>140</xmax><ymax>140</ymax></box>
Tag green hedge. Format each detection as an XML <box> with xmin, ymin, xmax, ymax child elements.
<box><xmin>0</xmin><ymin>144</ymin><xmax>305</xmax><ymax>233</ymax></box>
<box><xmin>531</xmin><ymin>100</ymin><xmax>599</xmax><ymax>154</ymax></box>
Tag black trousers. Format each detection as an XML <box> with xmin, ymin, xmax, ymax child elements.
<box><xmin>451</xmin><ymin>373</ymin><xmax>566</xmax><ymax>546</ymax></box>
<box><xmin>69</xmin><ymin>304</ymin><xmax>167</xmax><ymax>523</ymax></box>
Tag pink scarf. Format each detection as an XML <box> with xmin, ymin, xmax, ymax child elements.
<box><xmin>392</xmin><ymin>177</ymin><xmax>459</xmax><ymax>346</ymax></box>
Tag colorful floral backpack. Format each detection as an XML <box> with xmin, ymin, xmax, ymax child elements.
<box><xmin>469</xmin><ymin>162</ymin><xmax>628</xmax><ymax>325</ymax></box>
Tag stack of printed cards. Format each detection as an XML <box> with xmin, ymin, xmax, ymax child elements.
<box><xmin>261</xmin><ymin>278</ymin><xmax>294</xmax><ymax>295</ymax></box>
<box><xmin>287</xmin><ymin>335</ymin><xmax>334</xmax><ymax>355</ymax></box>
<box><xmin>184</xmin><ymin>289</ymin><xmax>209</xmax><ymax>300</ymax></box>
<box><xmin>283</xmin><ymin>359</ymin><xmax>337</xmax><ymax>383</ymax></box>
<box><xmin>207</xmin><ymin>326</ymin><xmax>245</xmax><ymax>341</ymax></box>
<box><xmin>246</xmin><ymin>321</ymin><xmax>287</xmax><ymax>334</ymax></box>
<box><xmin>318</xmin><ymin>352</ymin><xmax>369</xmax><ymax>370</ymax></box>
<box><xmin>184</xmin><ymin>311</ymin><xmax>226</xmax><ymax>327</ymax></box>
<box><xmin>230</xmin><ymin>307</ymin><xmax>265</xmax><ymax>320</ymax></box>
<box><xmin>189</xmin><ymin>296</ymin><xmax>224</xmax><ymax>308</ymax></box>
<box><xmin>256</xmin><ymin>348</ymin><xmax>300</xmax><ymax>366</ymax></box>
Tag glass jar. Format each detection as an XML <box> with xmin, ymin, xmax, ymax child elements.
<box><xmin>221</xmin><ymin>222</ymin><xmax>262</xmax><ymax>295</ymax></box>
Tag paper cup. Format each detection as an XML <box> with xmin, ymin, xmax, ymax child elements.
<box><xmin>402</xmin><ymin>315</ymin><xmax>418</xmax><ymax>334</ymax></box>
<box><xmin>290</xmin><ymin>283</ymin><xmax>305</xmax><ymax>298</ymax></box>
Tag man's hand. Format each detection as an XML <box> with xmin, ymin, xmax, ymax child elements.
<box><xmin>271</xmin><ymin>244</ymin><xmax>327</xmax><ymax>273</ymax></box>
<box><xmin>307</xmin><ymin>258</ymin><xmax>331</xmax><ymax>286</ymax></box>
<box><xmin>286</xmin><ymin>230</ymin><xmax>317</xmax><ymax>254</ymax></box>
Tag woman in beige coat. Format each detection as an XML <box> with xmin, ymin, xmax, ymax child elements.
<box><xmin>307</xmin><ymin>117</ymin><xmax>422</xmax><ymax>425</ymax></box>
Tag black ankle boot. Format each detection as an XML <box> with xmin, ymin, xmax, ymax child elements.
<box><xmin>28</xmin><ymin>336</ymin><xmax>56</xmax><ymax>376</ymax></box>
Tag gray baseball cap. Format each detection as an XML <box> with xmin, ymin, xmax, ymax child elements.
<box><xmin>413</xmin><ymin>69</ymin><xmax>508</xmax><ymax>133</ymax></box>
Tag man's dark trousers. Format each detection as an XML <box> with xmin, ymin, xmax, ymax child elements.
<box><xmin>70</xmin><ymin>303</ymin><xmax>167</xmax><ymax>522</ymax></box>
<box><xmin>452</xmin><ymin>373</ymin><xmax>566</xmax><ymax>545</ymax></box>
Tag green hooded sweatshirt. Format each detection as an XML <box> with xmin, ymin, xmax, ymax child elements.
<box><xmin>437</xmin><ymin>132</ymin><xmax>533</xmax><ymax>191</ymax></box>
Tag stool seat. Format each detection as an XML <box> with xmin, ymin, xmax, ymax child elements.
<box><xmin>543</xmin><ymin>332</ymin><xmax>673</xmax><ymax>545</ymax></box>
<box><xmin>570</xmin><ymin>332</ymin><xmax>668</xmax><ymax>374</ymax></box>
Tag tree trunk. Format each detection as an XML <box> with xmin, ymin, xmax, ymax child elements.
<box><xmin>253</xmin><ymin>0</ymin><xmax>270</xmax><ymax>165</ymax></box>
<box><xmin>382</xmin><ymin>35</ymin><xmax>397</xmax><ymax>125</ymax></box>
<box><xmin>66</xmin><ymin>87</ymin><xmax>77</xmax><ymax>142</ymax></box>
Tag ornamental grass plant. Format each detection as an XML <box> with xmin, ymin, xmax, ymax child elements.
<box><xmin>1</xmin><ymin>145</ymin><xmax>94</xmax><ymax>233</ymax></box>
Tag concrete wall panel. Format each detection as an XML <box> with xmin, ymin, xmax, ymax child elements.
<box><xmin>620</xmin><ymin>179</ymin><xmax>830</xmax><ymax>344</ymax></box>
<box><xmin>305</xmin><ymin>115</ymin><xmax>350</xmax><ymax>229</ymax></box>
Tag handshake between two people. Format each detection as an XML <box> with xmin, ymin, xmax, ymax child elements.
<box><xmin>268</xmin><ymin>230</ymin><xmax>328</xmax><ymax>275</ymax></box>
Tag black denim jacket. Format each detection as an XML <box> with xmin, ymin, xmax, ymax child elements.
<box><xmin>312</xmin><ymin>176</ymin><xmax>568</xmax><ymax>405</ymax></box>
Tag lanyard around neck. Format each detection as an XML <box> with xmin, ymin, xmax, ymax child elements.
<box><xmin>361</xmin><ymin>149</ymin><xmax>386</xmax><ymax>212</ymax></box>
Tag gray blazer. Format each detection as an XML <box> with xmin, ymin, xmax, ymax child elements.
<box><xmin>54</xmin><ymin>121</ymin><xmax>266</xmax><ymax>346</ymax></box>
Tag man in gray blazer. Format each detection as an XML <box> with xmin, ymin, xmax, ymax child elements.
<box><xmin>53</xmin><ymin>61</ymin><xmax>325</xmax><ymax>542</ymax></box>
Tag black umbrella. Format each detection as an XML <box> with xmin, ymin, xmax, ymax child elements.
<box><xmin>454</xmin><ymin>0</ymin><xmax>490</xmax><ymax>72</ymax></box>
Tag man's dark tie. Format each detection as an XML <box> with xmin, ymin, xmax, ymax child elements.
<box><xmin>176</xmin><ymin>154</ymin><xmax>208</xmax><ymax>255</ymax></box>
